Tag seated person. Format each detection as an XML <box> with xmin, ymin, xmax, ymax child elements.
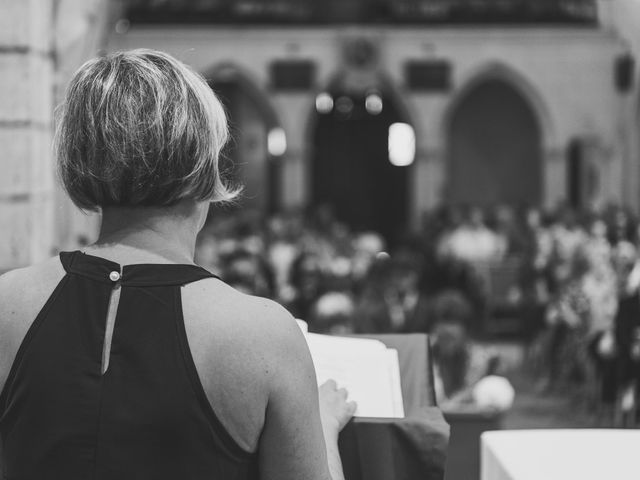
<box><xmin>430</xmin><ymin>293</ymin><xmax>514</xmax><ymax>412</ymax></box>
<box><xmin>309</xmin><ymin>291</ymin><xmax>356</xmax><ymax>335</ymax></box>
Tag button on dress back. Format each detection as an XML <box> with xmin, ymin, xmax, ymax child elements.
<box><xmin>0</xmin><ymin>251</ymin><xmax>259</xmax><ymax>480</ymax></box>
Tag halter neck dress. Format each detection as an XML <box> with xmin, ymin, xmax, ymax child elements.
<box><xmin>0</xmin><ymin>251</ymin><xmax>259</xmax><ymax>479</ymax></box>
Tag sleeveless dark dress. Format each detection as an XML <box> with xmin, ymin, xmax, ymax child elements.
<box><xmin>0</xmin><ymin>251</ymin><xmax>259</xmax><ymax>480</ymax></box>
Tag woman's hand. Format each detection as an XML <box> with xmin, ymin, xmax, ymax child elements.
<box><xmin>318</xmin><ymin>380</ymin><xmax>357</xmax><ymax>438</ymax></box>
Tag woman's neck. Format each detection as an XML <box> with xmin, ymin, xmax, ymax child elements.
<box><xmin>87</xmin><ymin>203</ymin><xmax>204</xmax><ymax>265</ymax></box>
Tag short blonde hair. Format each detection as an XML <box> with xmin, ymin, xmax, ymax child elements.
<box><xmin>55</xmin><ymin>49</ymin><xmax>238</xmax><ymax>210</ymax></box>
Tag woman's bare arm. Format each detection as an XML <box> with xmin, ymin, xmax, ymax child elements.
<box><xmin>182</xmin><ymin>281</ymin><xmax>354</xmax><ymax>479</ymax></box>
<box><xmin>257</xmin><ymin>311</ymin><xmax>353</xmax><ymax>480</ymax></box>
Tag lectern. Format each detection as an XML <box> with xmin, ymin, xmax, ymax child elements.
<box><xmin>338</xmin><ymin>334</ymin><xmax>449</xmax><ymax>480</ymax></box>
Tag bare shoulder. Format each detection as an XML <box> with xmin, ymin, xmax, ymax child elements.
<box><xmin>0</xmin><ymin>256</ymin><xmax>65</xmax><ymax>322</ymax></box>
<box><xmin>0</xmin><ymin>256</ymin><xmax>66</xmax><ymax>391</ymax></box>
<box><xmin>181</xmin><ymin>277</ymin><xmax>314</xmax><ymax>398</ymax></box>
<box><xmin>182</xmin><ymin>277</ymin><xmax>306</xmax><ymax>354</ymax></box>
<box><xmin>181</xmin><ymin>278</ymin><xmax>312</xmax><ymax>452</ymax></box>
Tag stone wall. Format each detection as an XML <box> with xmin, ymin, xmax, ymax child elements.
<box><xmin>599</xmin><ymin>0</ymin><xmax>640</xmax><ymax>211</ymax></box>
<box><xmin>0</xmin><ymin>0</ymin><xmax>115</xmax><ymax>270</ymax></box>
<box><xmin>0</xmin><ymin>0</ymin><xmax>56</xmax><ymax>270</ymax></box>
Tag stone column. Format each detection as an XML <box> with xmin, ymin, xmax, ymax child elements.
<box><xmin>0</xmin><ymin>0</ymin><xmax>56</xmax><ymax>270</ymax></box>
<box><xmin>415</xmin><ymin>147</ymin><xmax>447</xmax><ymax>215</ymax></box>
<box><xmin>543</xmin><ymin>147</ymin><xmax>566</xmax><ymax>210</ymax></box>
<box><xmin>273</xmin><ymin>93</ymin><xmax>312</xmax><ymax>209</ymax></box>
<box><xmin>53</xmin><ymin>0</ymin><xmax>117</xmax><ymax>250</ymax></box>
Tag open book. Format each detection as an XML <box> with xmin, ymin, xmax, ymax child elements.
<box><xmin>297</xmin><ymin>321</ymin><xmax>405</xmax><ymax>418</ymax></box>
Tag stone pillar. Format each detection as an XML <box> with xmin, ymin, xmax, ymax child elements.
<box><xmin>621</xmin><ymin>109</ymin><xmax>640</xmax><ymax>212</ymax></box>
<box><xmin>543</xmin><ymin>147</ymin><xmax>566</xmax><ymax>210</ymax></box>
<box><xmin>273</xmin><ymin>93</ymin><xmax>312</xmax><ymax>209</ymax></box>
<box><xmin>0</xmin><ymin>0</ymin><xmax>56</xmax><ymax>270</ymax></box>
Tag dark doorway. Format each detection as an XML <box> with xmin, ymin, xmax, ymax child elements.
<box><xmin>311</xmin><ymin>90</ymin><xmax>412</xmax><ymax>244</ymax></box>
<box><xmin>209</xmin><ymin>71</ymin><xmax>280</xmax><ymax>213</ymax></box>
<box><xmin>447</xmin><ymin>78</ymin><xmax>543</xmax><ymax>207</ymax></box>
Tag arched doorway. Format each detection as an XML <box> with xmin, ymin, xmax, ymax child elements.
<box><xmin>446</xmin><ymin>78</ymin><xmax>543</xmax><ymax>207</ymax></box>
<box><xmin>310</xmin><ymin>82</ymin><xmax>414</xmax><ymax>244</ymax></box>
<box><xmin>206</xmin><ymin>65</ymin><xmax>282</xmax><ymax>212</ymax></box>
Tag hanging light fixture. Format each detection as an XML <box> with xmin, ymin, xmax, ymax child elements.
<box><xmin>335</xmin><ymin>96</ymin><xmax>354</xmax><ymax>115</ymax></box>
<box><xmin>388</xmin><ymin>123</ymin><xmax>415</xmax><ymax>167</ymax></box>
<box><xmin>315</xmin><ymin>92</ymin><xmax>334</xmax><ymax>114</ymax></box>
<box><xmin>365</xmin><ymin>93</ymin><xmax>383</xmax><ymax>115</ymax></box>
<box><xmin>268</xmin><ymin>127</ymin><xmax>287</xmax><ymax>157</ymax></box>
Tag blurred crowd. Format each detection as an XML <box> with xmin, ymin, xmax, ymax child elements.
<box><xmin>195</xmin><ymin>203</ymin><xmax>640</xmax><ymax>421</ymax></box>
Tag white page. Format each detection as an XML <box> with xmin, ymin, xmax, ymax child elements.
<box><xmin>386</xmin><ymin>349</ymin><xmax>405</xmax><ymax>418</ymax></box>
<box><xmin>295</xmin><ymin>319</ymin><xmax>309</xmax><ymax>333</ymax></box>
<box><xmin>304</xmin><ymin>333</ymin><xmax>405</xmax><ymax>418</ymax></box>
<box><xmin>305</xmin><ymin>332</ymin><xmax>387</xmax><ymax>353</ymax></box>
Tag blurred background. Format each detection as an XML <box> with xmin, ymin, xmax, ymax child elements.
<box><xmin>2</xmin><ymin>0</ymin><xmax>640</xmax><ymax>478</ymax></box>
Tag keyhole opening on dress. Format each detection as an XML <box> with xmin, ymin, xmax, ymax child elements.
<box><xmin>101</xmin><ymin>284</ymin><xmax>121</xmax><ymax>375</ymax></box>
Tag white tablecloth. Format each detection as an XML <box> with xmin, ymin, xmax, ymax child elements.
<box><xmin>481</xmin><ymin>429</ymin><xmax>640</xmax><ymax>480</ymax></box>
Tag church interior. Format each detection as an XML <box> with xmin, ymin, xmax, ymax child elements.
<box><xmin>2</xmin><ymin>1</ymin><xmax>640</xmax><ymax>479</ymax></box>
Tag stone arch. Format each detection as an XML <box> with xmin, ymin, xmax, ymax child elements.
<box><xmin>202</xmin><ymin>63</ymin><xmax>283</xmax><ymax>212</ymax></box>
<box><xmin>304</xmin><ymin>70</ymin><xmax>418</xmax><ymax>244</ymax></box>
<box><xmin>442</xmin><ymin>63</ymin><xmax>550</xmax><ymax>207</ymax></box>
<box><xmin>442</xmin><ymin>62</ymin><xmax>555</xmax><ymax>151</ymax></box>
<box><xmin>203</xmin><ymin>62</ymin><xmax>282</xmax><ymax>130</ymax></box>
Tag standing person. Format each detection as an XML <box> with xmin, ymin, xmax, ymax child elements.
<box><xmin>542</xmin><ymin>248</ymin><xmax>592</xmax><ymax>391</ymax></box>
<box><xmin>613</xmin><ymin>241</ymin><xmax>640</xmax><ymax>424</ymax></box>
<box><xmin>519</xmin><ymin>207</ymin><xmax>553</xmax><ymax>341</ymax></box>
<box><xmin>548</xmin><ymin>207</ymin><xmax>587</xmax><ymax>293</ymax></box>
<box><xmin>438</xmin><ymin>207</ymin><xmax>503</xmax><ymax>265</ymax></box>
<box><xmin>0</xmin><ymin>50</ymin><xmax>355</xmax><ymax>480</ymax></box>
<box><xmin>581</xmin><ymin>219</ymin><xmax>618</xmax><ymax>414</ymax></box>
